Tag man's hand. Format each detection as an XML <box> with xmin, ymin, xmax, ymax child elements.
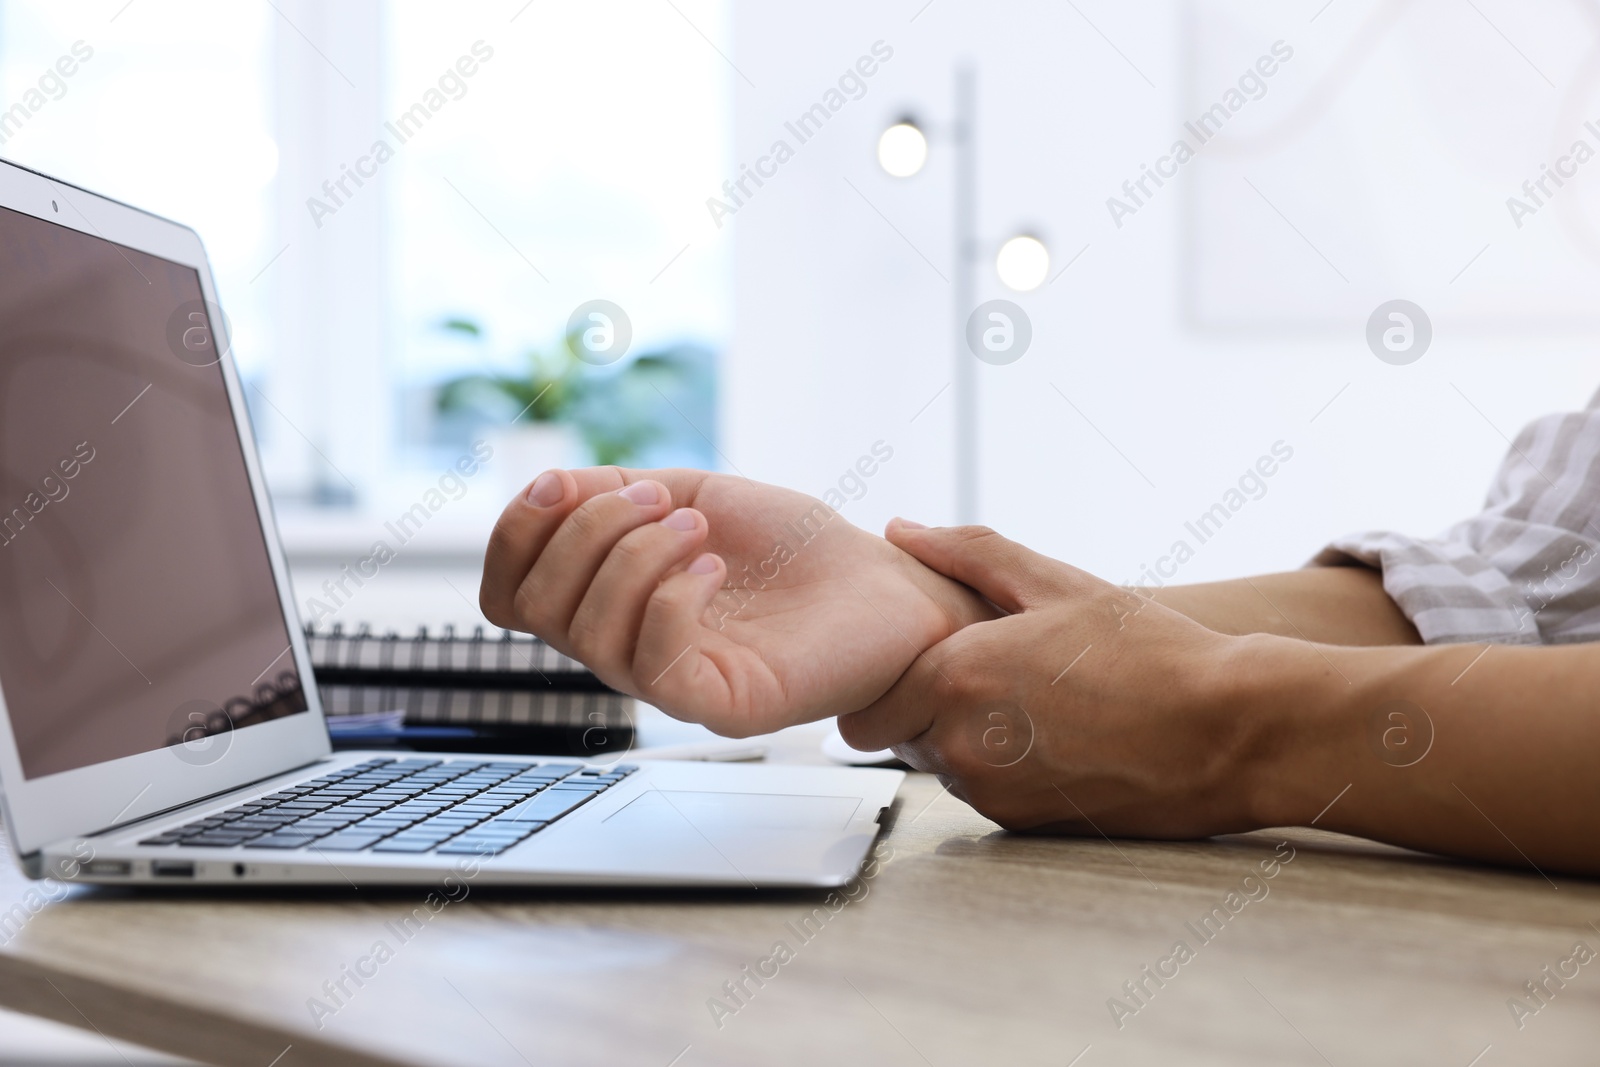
<box><xmin>839</xmin><ymin>521</ymin><xmax>1600</xmax><ymax>877</ymax></box>
<box><xmin>839</xmin><ymin>520</ymin><xmax>1268</xmax><ymax>838</ymax></box>
<box><xmin>480</xmin><ymin>468</ymin><xmax>995</xmax><ymax>737</ymax></box>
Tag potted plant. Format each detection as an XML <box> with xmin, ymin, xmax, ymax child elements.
<box><xmin>434</xmin><ymin>318</ymin><xmax>586</xmax><ymax>495</ymax></box>
<box><xmin>434</xmin><ymin>318</ymin><xmax>717</xmax><ymax>487</ymax></box>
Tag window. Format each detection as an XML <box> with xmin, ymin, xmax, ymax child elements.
<box><xmin>383</xmin><ymin>1</ymin><xmax>731</xmax><ymax>495</ymax></box>
<box><xmin>0</xmin><ymin>1</ymin><xmax>277</xmax><ymax>377</ymax></box>
<box><xmin>0</xmin><ymin>0</ymin><xmax>731</xmax><ymax>519</ymax></box>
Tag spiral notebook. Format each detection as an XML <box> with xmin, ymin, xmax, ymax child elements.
<box><xmin>303</xmin><ymin>623</ymin><xmax>633</xmax><ymax>756</ymax></box>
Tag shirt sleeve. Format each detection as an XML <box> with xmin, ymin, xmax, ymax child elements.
<box><xmin>1313</xmin><ymin>387</ymin><xmax>1600</xmax><ymax>646</ymax></box>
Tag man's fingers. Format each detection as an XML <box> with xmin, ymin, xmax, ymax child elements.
<box><xmin>513</xmin><ymin>479</ymin><xmax>680</xmax><ymax>647</ymax></box>
<box><xmin>481</xmin><ymin>467</ymin><xmax>713</xmax><ymax>628</ymax></box>
<box><xmin>632</xmin><ymin>553</ymin><xmax>744</xmax><ymax>730</ymax></box>
<box><xmin>568</xmin><ymin>508</ymin><xmax>710</xmax><ymax>682</ymax></box>
<box><xmin>884</xmin><ymin>520</ymin><xmax>1074</xmax><ymax>614</ymax></box>
<box><xmin>481</xmin><ymin>467</ymin><xmax>627</xmax><ymax>626</ymax></box>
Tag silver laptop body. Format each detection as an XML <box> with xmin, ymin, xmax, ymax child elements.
<box><xmin>0</xmin><ymin>159</ymin><xmax>900</xmax><ymax>889</ymax></box>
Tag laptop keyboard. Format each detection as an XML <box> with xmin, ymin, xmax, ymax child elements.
<box><xmin>137</xmin><ymin>757</ymin><xmax>637</xmax><ymax>856</ymax></box>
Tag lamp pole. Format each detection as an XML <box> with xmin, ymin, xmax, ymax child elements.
<box><xmin>880</xmin><ymin>65</ymin><xmax>1043</xmax><ymax>524</ymax></box>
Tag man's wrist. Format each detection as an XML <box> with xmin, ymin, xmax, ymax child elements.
<box><xmin>918</xmin><ymin>567</ymin><xmax>1004</xmax><ymax>639</ymax></box>
<box><xmin>1218</xmin><ymin>633</ymin><xmax>1359</xmax><ymax>830</ymax></box>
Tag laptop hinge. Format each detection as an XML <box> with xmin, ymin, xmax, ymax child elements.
<box><xmin>0</xmin><ymin>789</ymin><xmax>42</xmax><ymax>877</ymax></box>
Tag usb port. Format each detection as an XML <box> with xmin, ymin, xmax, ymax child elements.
<box><xmin>150</xmin><ymin>860</ymin><xmax>195</xmax><ymax>878</ymax></box>
<box><xmin>80</xmin><ymin>860</ymin><xmax>132</xmax><ymax>877</ymax></box>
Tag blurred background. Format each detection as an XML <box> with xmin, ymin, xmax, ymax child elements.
<box><xmin>3</xmin><ymin>0</ymin><xmax>1599</xmax><ymax>1059</ymax></box>
<box><xmin>0</xmin><ymin>0</ymin><xmax>1594</xmax><ymax>582</ymax></box>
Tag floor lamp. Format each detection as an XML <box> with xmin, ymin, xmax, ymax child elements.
<box><xmin>876</xmin><ymin>65</ymin><xmax>1051</xmax><ymax>524</ymax></box>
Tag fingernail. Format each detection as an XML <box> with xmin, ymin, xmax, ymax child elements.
<box><xmin>618</xmin><ymin>481</ymin><xmax>660</xmax><ymax>505</ymax></box>
<box><xmin>895</xmin><ymin>517</ymin><xmax>928</xmax><ymax>530</ymax></box>
<box><xmin>661</xmin><ymin>508</ymin><xmax>697</xmax><ymax>532</ymax></box>
<box><xmin>688</xmin><ymin>553</ymin><xmax>719</xmax><ymax>575</ymax></box>
<box><xmin>526</xmin><ymin>471</ymin><xmax>563</xmax><ymax>507</ymax></box>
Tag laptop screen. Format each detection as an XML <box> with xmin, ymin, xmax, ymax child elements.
<box><xmin>0</xmin><ymin>203</ymin><xmax>307</xmax><ymax>780</ymax></box>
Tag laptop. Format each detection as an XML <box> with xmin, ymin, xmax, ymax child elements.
<box><xmin>0</xmin><ymin>159</ymin><xmax>901</xmax><ymax>888</ymax></box>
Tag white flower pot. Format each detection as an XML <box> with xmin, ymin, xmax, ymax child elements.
<box><xmin>486</xmin><ymin>422</ymin><xmax>586</xmax><ymax>501</ymax></box>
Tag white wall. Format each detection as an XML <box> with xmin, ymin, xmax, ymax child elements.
<box><xmin>725</xmin><ymin>0</ymin><xmax>1600</xmax><ymax>584</ymax></box>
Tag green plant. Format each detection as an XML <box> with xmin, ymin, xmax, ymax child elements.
<box><xmin>435</xmin><ymin>318</ymin><xmax>580</xmax><ymax>424</ymax></box>
<box><xmin>433</xmin><ymin>317</ymin><xmax>714</xmax><ymax>468</ymax></box>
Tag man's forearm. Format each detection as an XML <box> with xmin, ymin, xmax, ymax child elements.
<box><xmin>1235</xmin><ymin>636</ymin><xmax>1600</xmax><ymax>877</ymax></box>
<box><xmin>1147</xmin><ymin>565</ymin><xmax>1421</xmax><ymax>646</ymax></box>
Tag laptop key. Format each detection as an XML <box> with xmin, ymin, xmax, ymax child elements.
<box><xmin>437</xmin><ymin>839</ymin><xmax>514</xmax><ymax>856</ymax></box>
<box><xmin>316</xmin><ymin>834</ymin><xmax>390</xmax><ymax>851</ymax></box>
<box><xmin>180</xmin><ymin>833</ymin><xmax>256</xmax><ymax>847</ymax></box>
<box><xmin>244</xmin><ymin>837</ymin><xmax>319</xmax><ymax>849</ymax></box>
<box><xmin>439</xmin><ymin>828</ymin><xmax>539</xmax><ymax>853</ymax></box>
<box><xmin>371</xmin><ymin>838</ymin><xmax>447</xmax><ymax>853</ymax></box>
<box><xmin>498</xmin><ymin>790</ymin><xmax>597</xmax><ymax>824</ymax></box>
<box><xmin>463</xmin><ymin>825</ymin><xmax>543</xmax><ymax>840</ymax></box>
<box><xmin>384</xmin><ymin>810</ymin><xmax>437</xmax><ymax>823</ymax></box>
<box><xmin>383</xmin><ymin>825</ymin><xmax>457</xmax><ymax>840</ymax></box>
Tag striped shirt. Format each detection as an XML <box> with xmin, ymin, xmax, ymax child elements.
<box><xmin>1314</xmin><ymin>385</ymin><xmax>1600</xmax><ymax>645</ymax></box>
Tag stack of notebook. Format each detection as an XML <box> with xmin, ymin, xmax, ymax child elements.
<box><xmin>304</xmin><ymin>623</ymin><xmax>633</xmax><ymax>756</ymax></box>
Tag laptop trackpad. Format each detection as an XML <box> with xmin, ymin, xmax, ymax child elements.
<box><xmin>604</xmin><ymin>790</ymin><xmax>862</xmax><ymax>832</ymax></box>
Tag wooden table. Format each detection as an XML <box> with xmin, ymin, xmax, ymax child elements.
<box><xmin>2</xmin><ymin>769</ymin><xmax>1597</xmax><ymax>1067</ymax></box>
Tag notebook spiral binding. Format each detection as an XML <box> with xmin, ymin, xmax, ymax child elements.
<box><xmin>303</xmin><ymin>622</ymin><xmax>632</xmax><ymax>742</ymax></box>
